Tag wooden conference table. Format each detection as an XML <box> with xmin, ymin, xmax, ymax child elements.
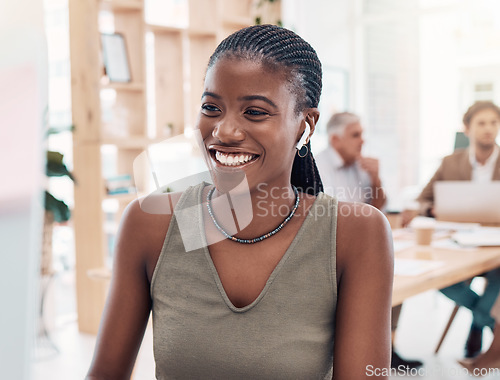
<box><xmin>391</xmin><ymin>229</ymin><xmax>500</xmax><ymax>307</ymax></box>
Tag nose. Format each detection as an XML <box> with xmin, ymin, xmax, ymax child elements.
<box><xmin>212</xmin><ymin>119</ymin><xmax>245</xmax><ymax>143</ymax></box>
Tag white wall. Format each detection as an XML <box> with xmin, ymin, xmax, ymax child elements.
<box><xmin>0</xmin><ymin>1</ymin><xmax>47</xmax><ymax>379</ymax></box>
<box><xmin>419</xmin><ymin>9</ymin><xmax>462</xmax><ymax>185</ymax></box>
<box><xmin>283</xmin><ymin>0</ymin><xmax>354</xmax><ymax>152</ymax></box>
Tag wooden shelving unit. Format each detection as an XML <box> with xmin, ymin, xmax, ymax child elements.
<box><xmin>102</xmin><ymin>82</ymin><xmax>145</xmax><ymax>92</ymax></box>
<box><xmin>68</xmin><ymin>0</ymin><xmax>148</xmax><ymax>335</ymax></box>
<box><xmin>69</xmin><ymin>0</ymin><xmax>279</xmax><ymax>334</ymax></box>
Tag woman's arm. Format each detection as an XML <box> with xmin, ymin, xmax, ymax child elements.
<box><xmin>334</xmin><ymin>202</ymin><xmax>394</xmax><ymax>379</ymax></box>
<box><xmin>86</xmin><ymin>198</ymin><xmax>171</xmax><ymax>379</ymax></box>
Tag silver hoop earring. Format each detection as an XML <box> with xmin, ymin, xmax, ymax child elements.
<box><xmin>297</xmin><ymin>144</ymin><xmax>308</xmax><ymax>158</ymax></box>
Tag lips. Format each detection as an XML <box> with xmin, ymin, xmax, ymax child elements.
<box><xmin>209</xmin><ymin>148</ymin><xmax>260</xmax><ymax>167</ymax></box>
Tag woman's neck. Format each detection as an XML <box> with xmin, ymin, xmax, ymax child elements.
<box><xmin>210</xmin><ymin>181</ymin><xmax>298</xmax><ymax>240</ymax></box>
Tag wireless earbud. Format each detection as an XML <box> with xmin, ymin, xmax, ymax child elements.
<box><xmin>296</xmin><ymin>122</ymin><xmax>311</xmax><ymax>149</ymax></box>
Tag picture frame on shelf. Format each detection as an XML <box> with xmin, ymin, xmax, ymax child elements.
<box><xmin>101</xmin><ymin>33</ymin><xmax>132</xmax><ymax>83</ymax></box>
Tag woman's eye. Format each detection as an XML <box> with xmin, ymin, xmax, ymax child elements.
<box><xmin>244</xmin><ymin>109</ymin><xmax>269</xmax><ymax>117</ymax></box>
<box><xmin>201</xmin><ymin>104</ymin><xmax>221</xmax><ymax>115</ymax></box>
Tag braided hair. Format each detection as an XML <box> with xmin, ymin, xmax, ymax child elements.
<box><xmin>207</xmin><ymin>24</ymin><xmax>324</xmax><ymax>195</ymax></box>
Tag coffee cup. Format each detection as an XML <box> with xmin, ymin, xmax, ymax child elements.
<box><xmin>410</xmin><ymin>216</ymin><xmax>436</xmax><ymax>246</ymax></box>
<box><xmin>415</xmin><ymin>227</ymin><xmax>434</xmax><ymax>246</ymax></box>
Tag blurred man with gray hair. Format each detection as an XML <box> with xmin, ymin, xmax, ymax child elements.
<box><xmin>315</xmin><ymin>112</ymin><xmax>386</xmax><ymax>209</ymax></box>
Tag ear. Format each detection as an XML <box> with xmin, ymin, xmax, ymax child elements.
<box><xmin>329</xmin><ymin>133</ymin><xmax>337</xmax><ymax>148</ymax></box>
<box><xmin>297</xmin><ymin>108</ymin><xmax>320</xmax><ymax>145</ymax></box>
<box><xmin>331</xmin><ymin>133</ymin><xmax>341</xmax><ymax>149</ymax></box>
<box><xmin>463</xmin><ymin>124</ymin><xmax>470</xmax><ymax>138</ymax></box>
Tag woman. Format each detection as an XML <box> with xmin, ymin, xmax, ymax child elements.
<box><xmin>86</xmin><ymin>24</ymin><xmax>393</xmax><ymax>379</ymax></box>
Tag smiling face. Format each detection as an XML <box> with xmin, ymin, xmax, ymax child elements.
<box><xmin>465</xmin><ymin>108</ymin><xmax>500</xmax><ymax>150</ymax></box>
<box><xmin>197</xmin><ymin>57</ymin><xmax>307</xmax><ymax>191</ymax></box>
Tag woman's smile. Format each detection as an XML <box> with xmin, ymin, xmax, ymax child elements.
<box><xmin>213</xmin><ymin>150</ymin><xmax>259</xmax><ymax>167</ymax></box>
<box><xmin>208</xmin><ymin>144</ymin><xmax>261</xmax><ymax>169</ymax></box>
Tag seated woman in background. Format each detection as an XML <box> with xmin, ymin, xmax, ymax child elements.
<box><xmin>85</xmin><ymin>24</ymin><xmax>394</xmax><ymax>379</ymax></box>
<box><xmin>460</xmin><ymin>292</ymin><xmax>500</xmax><ymax>376</ymax></box>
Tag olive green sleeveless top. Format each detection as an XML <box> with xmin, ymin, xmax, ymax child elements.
<box><xmin>150</xmin><ymin>183</ymin><xmax>338</xmax><ymax>379</ymax></box>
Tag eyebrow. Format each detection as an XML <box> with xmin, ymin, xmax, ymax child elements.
<box><xmin>201</xmin><ymin>92</ymin><xmax>278</xmax><ymax>109</ymax></box>
<box><xmin>201</xmin><ymin>91</ymin><xmax>221</xmax><ymax>100</ymax></box>
<box><xmin>239</xmin><ymin>95</ymin><xmax>278</xmax><ymax>109</ymax></box>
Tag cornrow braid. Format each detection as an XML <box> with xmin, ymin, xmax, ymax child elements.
<box><xmin>207</xmin><ymin>24</ymin><xmax>324</xmax><ymax>195</ymax></box>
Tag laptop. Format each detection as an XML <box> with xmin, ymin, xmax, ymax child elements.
<box><xmin>434</xmin><ymin>181</ymin><xmax>500</xmax><ymax>224</ymax></box>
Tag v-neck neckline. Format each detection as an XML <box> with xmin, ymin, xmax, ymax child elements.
<box><xmin>196</xmin><ymin>183</ymin><xmax>321</xmax><ymax>313</ymax></box>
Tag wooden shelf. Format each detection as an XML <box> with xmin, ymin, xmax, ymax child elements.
<box><xmin>222</xmin><ymin>16</ymin><xmax>253</xmax><ymax>27</ymax></box>
<box><xmin>188</xmin><ymin>28</ymin><xmax>217</xmax><ymax>37</ymax></box>
<box><xmin>147</xmin><ymin>24</ymin><xmax>184</xmax><ymax>35</ymax></box>
<box><xmin>99</xmin><ymin>0</ymin><xmax>143</xmax><ymax>12</ymax></box>
<box><xmin>101</xmin><ymin>136</ymin><xmax>163</xmax><ymax>149</ymax></box>
<box><xmin>102</xmin><ymin>82</ymin><xmax>145</xmax><ymax>92</ymax></box>
<box><xmin>87</xmin><ymin>267</ymin><xmax>112</xmax><ymax>281</ymax></box>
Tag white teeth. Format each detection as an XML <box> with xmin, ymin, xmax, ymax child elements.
<box><xmin>214</xmin><ymin>151</ymin><xmax>256</xmax><ymax>166</ymax></box>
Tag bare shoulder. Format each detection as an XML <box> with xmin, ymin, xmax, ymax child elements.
<box><xmin>336</xmin><ymin>201</ymin><xmax>390</xmax><ymax>238</ymax></box>
<box><xmin>116</xmin><ymin>191</ymin><xmax>184</xmax><ymax>281</ymax></box>
<box><xmin>336</xmin><ymin>201</ymin><xmax>393</xmax><ymax>279</ymax></box>
<box><xmin>119</xmin><ymin>192</ymin><xmax>182</xmax><ymax>245</ymax></box>
<box><xmin>333</xmin><ymin>201</ymin><xmax>394</xmax><ymax>377</ymax></box>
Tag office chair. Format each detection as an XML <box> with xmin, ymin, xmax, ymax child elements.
<box><xmin>434</xmin><ymin>304</ymin><xmax>461</xmax><ymax>354</ymax></box>
<box><xmin>454</xmin><ymin>131</ymin><xmax>469</xmax><ymax>151</ymax></box>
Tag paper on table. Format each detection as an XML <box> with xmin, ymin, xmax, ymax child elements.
<box><xmin>392</xmin><ymin>232</ymin><xmax>455</xmax><ymax>252</ymax></box>
<box><xmin>394</xmin><ymin>258</ymin><xmax>445</xmax><ymax>276</ymax></box>
<box><xmin>393</xmin><ymin>240</ymin><xmax>414</xmax><ymax>253</ymax></box>
<box><xmin>431</xmin><ymin>238</ymin><xmax>475</xmax><ymax>250</ymax></box>
<box><xmin>433</xmin><ymin>221</ymin><xmax>481</xmax><ymax>232</ymax></box>
<box><xmin>452</xmin><ymin>227</ymin><xmax>500</xmax><ymax>247</ymax></box>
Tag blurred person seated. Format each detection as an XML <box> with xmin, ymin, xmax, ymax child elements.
<box><xmin>316</xmin><ymin>112</ymin><xmax>422</xmax><ymax>370</ymax></box>
<box><xmin>417</xmin><ymin>101</ymin><xmax>500</xmax><ymax>358</ymax></box>
<box><xmin>417</xmin><ymin>101</ymin><xmax>500</xmax><ymax>216</ymax></box>
<box><xmin>315</xmin><ymin>112</ymin><xmax>386</xmax><ymax>209</ymax></box>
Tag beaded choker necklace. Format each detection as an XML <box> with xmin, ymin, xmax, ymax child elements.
<box><xmin>206</xmin><ymin>186</ymin><xmax>300</xmax><ymax>244</ymax></box>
